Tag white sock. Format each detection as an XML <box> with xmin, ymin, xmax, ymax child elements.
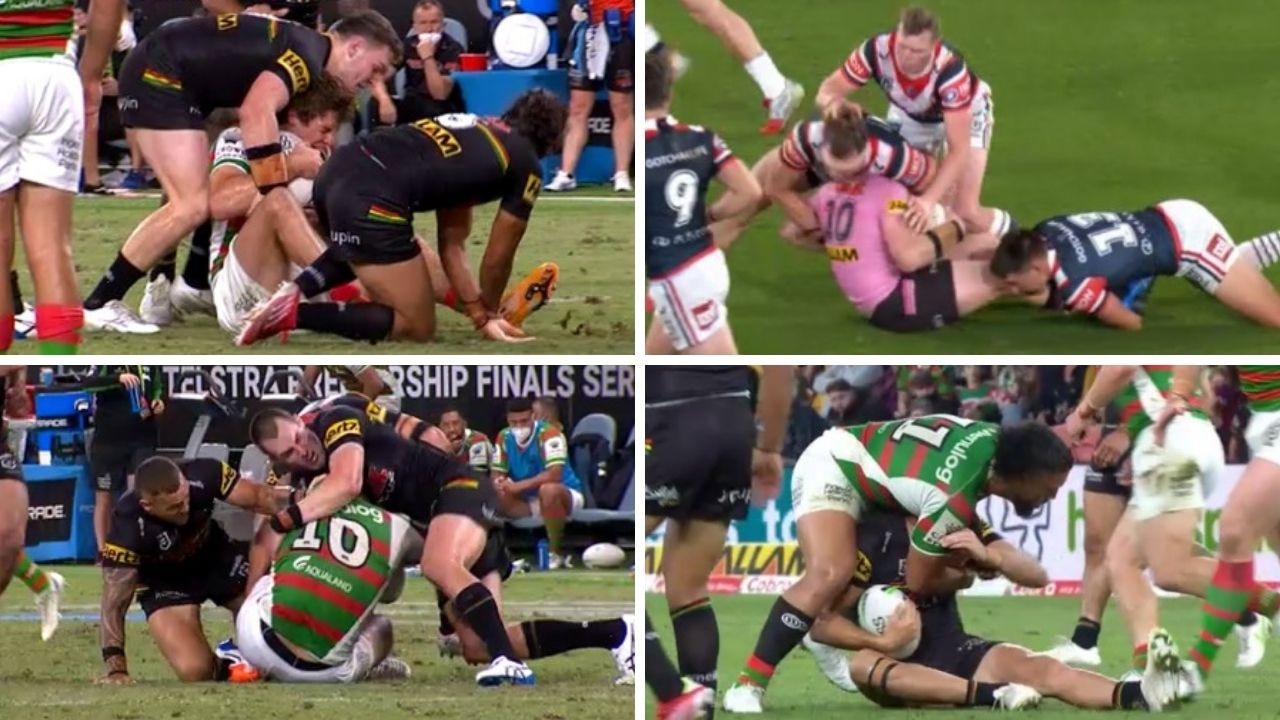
<box><xmin>745</xmin><ymin>52</ymin><xmax>787</xmax><ymax>99</ymax></box>
<box><xmin>987</xmin><ymin>208</ymin><xmax>1012</xmax><ymax>236</ymax></box>
<box><xmin>645</xmin><ymin>23</ymin><xmax>660</xmax><ymax>53</ymax></box>
<box><xmin>1243</xmin><ymin>230</ymin><xmax>1280</xmax><ymax>268</ymax></box>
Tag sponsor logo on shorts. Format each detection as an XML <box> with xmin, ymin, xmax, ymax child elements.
<box><xmin>481</xmin><ymin>505</ymin><xmax>498</xmax><ymax>523</ymax></box>
<box><xmin>117</xmin><ymin>96</ymin><xmax>139</xmax><ymax>112</ymax></box>
<box><xmin>323</xmin><ymin>418</ymin><xmax>361</xmax><ymax>447</ymax></box>
<box><xmin>780</xmin><ymin>612</ymin><xmax>810</xmax><ymax>631</ymax></box>
<box><xmin>276</xmin><ymin>50</ymin><xmax>312</xmax><ymax>94</ymax></box>
<box><xmin>822</xmin><ymin>482</ymin><xmax>853</xmax><ymax>505</ymax></box>
<box><xmin>330</xmin><ymin>231</ymin><xmax>362</xmax><ymax>246</ymax></box>
<box><xmin>1207</xmin><ymin>234</ymin><xmax>1233</xmax><ymax>262</ymax></box>
<box><xmin>718</xmin><ymin>488</ymin><xmax>752</xmax><ymax>506</ymax></box>
<box><xmin>0</xmin><ymin>453</ymin><xmax>18</xmax><ymax>472</ymax></box>
<box><xmin>691</xmin><ymin>299</ymin><xmax>719</xmax><ymax>330</ymax></box>
<box><xmin>645</xmin><ymin>485</ymin><xmax>679</xmax><ymax>507</ymax></box>
<box><xmin>613</xmin><ymin>70</ymin><xmax>633</xmax><ymax>90</ymax></box>
<box><xmin>28</xmin><ymin>504</ymin><xmax>65</xmax><ymax>520</ymax></box>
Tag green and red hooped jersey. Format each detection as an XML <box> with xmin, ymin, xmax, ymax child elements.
<box><xmin>1113</xmin><ymin>365</ymin><xmax>1208</xmax><ymax>438</ymax></box>
<box><xmin>0</xmin><ymin>0</ymin><xmax>74</xmax><ymax>62</ymax></box>
<box><xmin>1239</xmin><ymin>366</ymin><xmax>1280</xmax><ymax>413</ymax></box>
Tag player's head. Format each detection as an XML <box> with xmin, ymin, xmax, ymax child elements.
<box><xmin>250</xmin><ymin>407</ymin><xmax>327</xmax><ymax>471</ymax></box>
<box><xmin>505</xmin><ymin>398</ymin><xmax>535</xmax><ymax>442</ymax></box>
<box><xmin>990</xmin><ymin>228</ymin><xmax>1052</xmax><ymax>295</ymax></box>
<box><xmin>134</xmin><ymin>456</ymin><xmax>192</xmax><ymax>525</ymax></box>
<box><xmin>894</xmin><ymin>6</ymin><xmax>940</xmax><ymax>76</ymax></box>
<box><xmin>820</xmin><ymin>104</ymin><xmax>871</xmax><ymax>182</ymax></box>
<box><xmin>412</xmin><ymin>0</ymin><xmax>445</xmax><ymax>34</ymax></box>
<box><xmin>438</xmin><ymin>404</ymin><xmax>467</xmax><ymax>450</ymax></box>
<box><xmin>532</xmin><ymin>396</ymin><xmax>559</xmax><ymax>423</ymax></box>
<box><xmin>326</xmin><ymin>10</ymin><xmax>402</xmax><ymax>91</ymax></box>
<box><xmin>646</xmin><ymin>47</ymin><xmax>674</xmax><ymax>114</ymax></box>
<box><xmin>502</xmin><ymin>89</ymin><xmax>567</xmax><ymax>157</ymax></box>
<box><xmin>988</xmin><ymin>422</ymin><xmax>1073</xmax><ymax>517</ymax></box>
<box><xmin>279</xmin><ymin>74</ymin><xmax>353</xmax><ymax>153</ymax></box>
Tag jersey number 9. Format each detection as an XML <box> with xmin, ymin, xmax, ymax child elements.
<box><xmin>665</xmin><ymin>170</ymin><xmax>699</xmax><ymax>228</ymax></box>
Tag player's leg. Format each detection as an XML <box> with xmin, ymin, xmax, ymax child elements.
<box><xmin>649</xmin><ymin>250</ymin><xmax>735</xmax><ymax>354</ymax></box>
<box><xmin>1047</xmin><ymin>484</ymin><xmax>1126</xmax><ymax>665</ymax></box>
<box><xmin>849</xmin><ymin>650</ymin><xmax>1031</xmax><ymax>709</ymax></box>
<box><xmin>533</xmin><ymin>483</ymin><xmax>572</xmax><ymax>563</ymax></box>
<box><xmin>948</xmin><ymin>260</ymin><xmax>1007</xmax><ymax>316</ymax></box>
<box><xmin>147</xmin><ymin>604</ymin><xmax>219</xmax><ymax>681</ymax></box>
<box><xmin>973</xmin><ymin>644</ymin><xmax>1151</xmax><ymax>710</ymax></box>
<box><xmin>17</xmin><ymin>183</ymin><xmax>81</xmax><ymax>352</ymax></box>
<box><xmin>1208</xmin><ymin>257</ymin><xmax>1280</xmax><ymax>327</ymax></box>
<box><xmin>548</xmin><ymin>88</ymin><xmax>594</xmax><ymax>190</ymax></box>
<box><xmin>0</xmin><ymin>475</ymin><xmax>27</xmax><ymax>596</ymax></box>
<box><xmin>947</xmin><ymin>86</ymin><xmax>1011</xmax><ymax>238</ymax></box>
<box><xmin>664</xmin><ymin>518</ymin><xmax>732</xmax><ymax>709</ymax></box>
<box><xmin>0</xmin><ymin>187</ymin><xmax>13</xmax><ymax>348</ymax></box>
<box><xmin>1105</xmin><ymin>511</ymin><xmax>1159</xmax><ymax>672</ymax></box>
<box><xmin>608</xmin><ymin>90</ymin><xmax>634</xmax><ymax>191</ymax></box>
<box><xmin>313</xmin><ymin>255</ymin><xmax>437</xmax><ymax>342</ymax></box>
<box><xmin>684</xmin><ymin>325</ymin><xmax>738</xmax><ymax>355</ymax></box>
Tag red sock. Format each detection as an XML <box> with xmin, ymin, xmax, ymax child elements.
<box><xmin>0</xmin><ymin>313</ymin><xmax>12</xmax><ymax>352</ymax></box>
<box><xmin>328</xmin><ymin>282</ymin><xmax>362</xmax><ymax>303</ymax></box>
<box><xmin>35</xmin><ymin>304</ymin><xmax>81</xmax><ymax>355</ymax></box>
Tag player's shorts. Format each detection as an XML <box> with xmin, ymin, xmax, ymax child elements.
<box><xmin>116</xmin><ymin>38</ymin><xmax>205</xmax><ymax>131</ymax></box>
<box><xmin>0</xmin><ymin>56</ymin><xmax>84</xmax><ymax>193</ymax></box>
<box><xmin>791</xmin><ymin>428</ymin><xmax>887</xmax><ymax>520</ymax></box>
<box><xmin>432</xmin><ymin>469</ymin><xmax>500</xmax><ymax>529</ymax></box>
<box><xmin>1083</xmin><ymin>465</ymin><xmax>1131</xmax><ymax>499</ymax></box>
<box><xmin>646</xmin><ymin>393</ymin><xmax>755</xmax><ymax>523</ymax></box>
<box><xmin>470</xmin><ymin>529</ymin><xmax>513</xmax><ymax>581</ymax></box>
<box><xmin>136</xmin><ymin>537</ymin><xmax>249</xmax><ymax>617</ymax></box>
<box><xmin>1129</xmin><ymin>414</ymin><xmax>1224</xmax><ymax>520</ymax></box>
<box><xmin>648</xmin><ymin>245</ymin><xmax>730</xmax><ymax>352</ymax></box>
<box><xmin>1155</xmin><ymin>199</ymin><xmax>1240</xmax><ymax>295</ymax></box>
<box><xmin>569</xmin><ymin>30</ymin><xmax>634</xmax><ymax>93</ymax></box>
<box><xmin>886</xmin><ymin>80</ymin><xmax>993</xmax><ymax>156</ymax></box>
<box><xmin>0</xmin><ymin>447</ymin><xmax>22</xmax><ymax>483</ymax></box>
<box><xmin>1245</xmin><ymin>409</ymin><xmax>1280</xmax><ymax>467</ymax></box>
<box><xmin>908</xmin><ymin>633</ymin><xmax>1002</xmax><ymax>681</ymax></box>
<box><xmin>212</xmin><ymin>245</ymin><xmax>272</xmax><ymax>335</ymax></box>
<box><xmin>312</xmin><ymin>145</ymin><xmax>421</xmax><ymax>266</ymax></box>
<box><xmin>91</xmin><ymin>438</ymin><xmax>153</xmax><ymax>493</ymax></box>
<box><xmin>237</xmin><ymin>575</ymin><xmax>369</xmax><ymax>682</ymax></box>
<box><xmin>526</xmin><ymin>485</ymin><xmax>585</xmax><ymax>518</ymax></box>
<box><xmin>869</xmin><ymin>261</ymin><xmax>960</xmax><ymax>332</ymax></box>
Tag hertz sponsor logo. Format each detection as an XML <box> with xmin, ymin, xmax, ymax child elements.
<box><xmin>645</xmin><ymin>543</ymin><xmax>805</xmax><ymax>577</ymax></box>
<box><xmin>101</xmin><ymin>543</ymin><xmax>140</xmax><ymax>566</ymax></box>
<box><xmin>276</xmin><ymin>50</ymin><xmax>311</xmax><ymax>94</ymax></box>
<box><xmin>410</xmin><ymin>118</ymin><xmax>462</xmax><ymax>158</ymax></box>
<box><xmin>324</xmin><ymin>418</ymin><xmax>361</xmax><ymax>447</ymax></box>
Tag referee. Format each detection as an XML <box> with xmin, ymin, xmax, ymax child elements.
<box><xmin>89</xmin><ymin>366</ymin><xmax>166</xmax><ymax>552</ymax></box>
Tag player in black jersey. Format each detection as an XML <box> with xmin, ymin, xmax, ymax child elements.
<box><xmin>299</xmin><ymin>391</ymin><xmax>450</xmax><ymax>450</ymax></box>
<box><xmin>644</xmin><ymin>48</ymin><xmax>762</xmax><ymax>355</ymax></box>
<box><xmin>202</xmin><ymin>0</ymin><xmax>323</xmax><ymax>28</ymax></box>
<box><xmin>97</xmin><ymin>456</ymin><xmax>288</xmax><ymax>684</ymax></box>
<box><xmin>81</xmin><ymin>11</ymin><xmax>400</xmax><ymax>334</ymax></box>
<box><xmin>0</xmin><ymin>366</ymin><xmax>28</xmax><ymax>597</ymax></box>
<box><xmin>644</xmin><ymin>366</ymin><xmax>793</xmax><ymax>719</ymax></box>
<box><xmin>235</xmin><ymin>89</ymin><xmax>568</xmax><ymax>347</ymax></box>
<box><xmin>249</xmin><ymin>405</ymin><xmax>537</xmax><ymax>684</ymax></box>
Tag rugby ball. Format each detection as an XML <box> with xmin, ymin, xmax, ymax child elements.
<box><xmin>856</xmin><ymin>584</ymin><xmax>920</xmax><ymax>660</ymax></box>
<box><xmin>582</xmin><ymin>542</ymin><xmax>626</xmax><ymax>569</ymax></box>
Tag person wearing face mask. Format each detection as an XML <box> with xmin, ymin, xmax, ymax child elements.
<box><xmin>97</xmin><ymin>456</ymin><xmax>289</xmax><ymax>684</ymax></box>
<box><xmin>491</xmin><ymin>398</ymin><xmax>582</xmax><ymax>570</ymax></box>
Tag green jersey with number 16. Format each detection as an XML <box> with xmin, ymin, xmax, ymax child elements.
<box><xmin>271</xmin><ymin>498</ymin><xmax>412</xmax><ymax>664</ymax></box>
<box><xmin>835</xmin><ymin>415</ymin><xmax>999</xmax><ymax>557</ymax></box>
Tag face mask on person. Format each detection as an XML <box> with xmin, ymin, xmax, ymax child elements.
<box><xmin>512</xmin><ymin>427</ymin><xmax>532</xmax><ymax>443</ymax></box>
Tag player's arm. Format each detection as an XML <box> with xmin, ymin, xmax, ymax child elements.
<box><xmin>98</xmin><ymin>565</ymin><xmax>138</xmax><ymax>681</ymax></box>
<box><xmin>916</xmin><ymin>106</ymin><xmax>970</xmax><ymax>214</ymax></box>
<box><xmin>239</xmin><ymin>73</ymin><xmax>295</xmax><ymax>191</ymax></box>
<box><xmin>246</xmin><ymin>518</ymin><xmax>283</xmax><ymax>594</ymax></box>
<box><xmin>479</xmin><ymin>204</ymin><xmax>533</xmax><ymax>314</ymax></box>
<box><xmin>300</xmin><ymin>366</ymin><xmax>323</xmax><ymax>398</ymax></box>
<box><xmin>79</xmin><ymin>0</ymin><xmax>126</xmax><ymax>88</ymax></box>
<box><xmin>349</xmin><ymin>366</ymin><xmax>387</xmax><ymax>398</ymax></box>
<box><xmin>208</xmin><ymin>163</ymin><xmax>263</xmax><ymax>221</ymax></box>
<box><xmin>225</xmin><ymin>475</ymin><xmax>294</xmax><ymax>515</ymax></box>
<box><xmin>706</xmin><ymin>134</ymin><xmax>761</xmax><ymax>229</ymax></box>
<box><xmin>1093</xmin><ymin>294</ymin><xmax>1143</xmax><ymax>331</ymax></box>
<box><xmin>421</xmin><ymin>46</ymin><xmax>455</xmax><ymax>100</ymax></box>
<box><xmin>815</xmin><ymin>40</ymin><xmax>871</xmax><ymax>111</ymax></box>
<box><xmin>905</xmin><ymin>494</ymin><xmax>979</xmax><ymax>596</ymax></box>
<box><xmin>985</xmin><ymin>539</ymin><xmax>1048</xmax><ymax>588</ymax></box>
<box><xmin>1078</xmin><ymin>366</ymin><xmax>1138</xmax><ymax>418</ymax></box>
<box><xmin>272</xmin><ymin>411</ymin><xmax>367</xmax><ymax>531</ymax></box>
<box><xmin>490</xmin><ymin>431</ymin><xmax>509</xmax><ymax>482</ymax></box>
<box><xmin>434</xmin><ymin>205</ymin><xmax>487</xmax><ymax>327</ymax></box>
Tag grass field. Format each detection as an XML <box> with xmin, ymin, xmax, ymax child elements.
<box><xmin>646</xmin><ymin>593</ymin><xmax>1275</xmax><ymax>718</ymax></box>
<box><xmin>15</xmin><ymin>191</ymin><xmax>633</xmax><ymax>354</ymax></box>
<box><xmin>649</xmin><ymin>0</ymin><xmax>1280</xmax><ymax>352</ymax></box>
<box><xmin>0</xmin><ymin>565</ymin><xmax>634</xmax><ymax>720</ymax></box>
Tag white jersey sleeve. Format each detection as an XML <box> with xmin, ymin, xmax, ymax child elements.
<box><xmin>211</xmin><ymin>127</ymin><xmax>249</xmax><ymax>174</ymax></box>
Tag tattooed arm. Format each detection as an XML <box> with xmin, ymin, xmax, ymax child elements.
<box><xmin>98</xmin><ymin>566</ymin><xmax>138</xmax><ymax>683</ymax></box>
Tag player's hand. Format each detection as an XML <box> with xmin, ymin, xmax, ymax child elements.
<box><xmin>939</xmin><ymin>529</ymin><xmax>995</xmax><ymax>570</ymax></box>
<box><xmin>903</xmin><ymin>196</ymin><xmax>936</xmax><ymax>234</ymax></box>
<box><xmin>101</xmin><ymin>77</ymin><xmax>119</xmax><ymax>96</ymax></box>
<box><xmin>150</xmin><ymin>398</ymin><xmax>165</xmax><ymax>416</ymax></box>
<box><xmin>286</xmin><ymin>142</ymin><xmax>324</xmax><ymax>180</ymax></box>
<box><xmin>1092</xmin><ymin>428</ymin><xmax>1130</xmax><ymax>470</ymax></box>
<box><xmin>118</xmin><ymin>373</ymin><xmax>140</xmax><ymax>389</ymax></box>
<box><xmin>416</xmin><ymin>34</ymin><xmax>439</xmax><ymax>60</ymax></box>
<box><xmin>480</xmin><ymin>318</ymin><xmax>533</xmax><ymax>343</ymax></box>
<box><xmin>750</xmin><ymin>449</ymin><xmax>783</xmax><ymax>506</ymax></box>
<box><xmin>1062</xmin><ymin>407</ymin><xmax>1093</xmax><ymax>444</ymax></box>
<box><xmin>880</xmin><ymin>601</ymin><xmax>921</xmax><ymax>653</ymax></box>
<box><xmin>96</xmin><ymin>670</ymin><xmax>133</xmax><ymax>685</ymax></box>
<box><xmin>1153</xmin><ymin>396</ymin><xmax>1188</xmax><ymax>448</ymax></box>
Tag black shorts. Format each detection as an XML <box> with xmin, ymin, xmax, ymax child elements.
<box><xmin>869</xmin><ymin>261</ymin><xmax>960</xmax><ymax>332</ymax></box>
<box><xmin>1084</xmin><ymin>467</ymin><xmax>1132</xmax><ymax>498</ymax></box>
<box><xmin>569</xmin><ymin>36</ymin><xmax>634</xmax><ymax>93</ymax></box>
<box><xmin>646</xmin><ymin>394</ymin><xmax>755</xmax><ymax>523</ymax></box>
<box><xmin>136</xmin><ymin>539</ymin><xmax>249</xmax><ymax>617</ymax></box>
<box><xmin>116</xmin><ymin>38</ymin><xmax>205</xmax><ymax>131</ymax></box>
<box><xmin>431</xmin><ymin>468</ymin><xmax>500</xmax><ymax>529</ymax></box>
<box><xmin>91</xmin><ymin>439</ymin><xmax>153</xmax><ymax>493</ymax></box>
<box><xmin>470</xmin><ymin>530</ymin><xmax>512</xmax><ymax>582</ymax></box>
<box><xmin>0</xmin><ymin>447</ymin><xmax>21</xmax><ymax>483</ymax></box>
<box><xmin>908</xmin><ymin>633</ymin><xmax>1000</xmax><ymax>681</ymax></box>
<box><xmin>312</xmin><ymin>144</ymin><xmax>422</xmax><ymax>266</ymax></box>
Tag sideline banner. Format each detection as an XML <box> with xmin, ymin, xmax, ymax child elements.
<box><xmin>644</xmin><ymin>464</ymin><xmax>1276</xmax><ymax>595</ymax></box>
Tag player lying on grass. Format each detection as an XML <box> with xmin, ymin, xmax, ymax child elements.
<box><xmin>803</xmin><ymin>509</ymin><xmax>1180</xmax><ymax>711</ymax></box>
<box><xmin>991</xmin><ymin>201</ymin><xmax>1280</xmax><ymax>330</ymax></box>
<box><xmin>801</xmin><ymin>175</ymin><xmax>1012</xmax><ymax>333</ymax></box>
<box><xmin>815</xmin><ymin>7</ymin><xmax>1010</xmax><ymax>238</ymax></box>
<box><xmin>98</xmin><ymin>456</ymin><xmax>290</xmax><ymax>683</ymax></box>
<box><xmin>236</xmin><ymin>90</ymin><xmax>567</xmax><ymax>346</ymax></box>
<box><xmin>723</xmin><ymin>415</ymin><xmax>1072</xmax><ymax>714</ymax></box>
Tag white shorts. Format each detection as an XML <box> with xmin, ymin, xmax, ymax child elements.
<box><xmin>528</xmin><ymin>486</ymin><xmax>585</xmax><ymax>518</ymax></box>
<box><xmin>1155</xmin><ymin>199</ymin><xmax>1240</xmax><ymax>295</ymax></box>
<box><xmin>887</xmin><ymin>80</ymin><xmax>993</xmax><ymax>156</ymax></box>
<box><xmin>212</xmin><ymin>246</ymin><xmax>271</xmax><ymax>335</ymax></box>
<box><xmin>649</xmin><ymin>246</ymin><xmax>730</xmax><ymax>352</ymax></box>
<box><xmin>791</xmin><ymin>428</ymin><xmax>881</xmax><ymax>520</ymax></box>
<box><xmin>1129</xmin><ymin>414</ymin><xmax>1224</xmax><ymax>520</ymax></box>
<box><xmin>236</xmin><ymin>575</ymin><xmax>367</xmax><ymax>683</ymax></box>
<box><xmin>1245</xmin><ymin>409</ymin><xmax>1280</xmax><ymax>467</ymax></box>
<box><xmin>0</xmin><ymin>57</ymin><xmax>84</xmax><ymax>194</ymax></box>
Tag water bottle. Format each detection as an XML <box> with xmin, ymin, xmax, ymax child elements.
<box><xmin>536</xmin><ymin>538</ymin><xmax>550</xmax><ymax>571</ymax></box>
<box><xmin>39</xmin><ymin>367</ymin><xmax>53</xmax><ymax>386</ymax></box>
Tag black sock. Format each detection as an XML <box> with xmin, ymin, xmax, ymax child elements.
<box><xmin>1113</xmin><ymin>680</ymin><xmax>1147</xmax><ymax>710</ymax></box>
<box><xmin>742</xmin><ymin>596</ymin><xmax>813</xmax><ymax>684</ymax></box>
<box><xmin>436</xmin><ymin>589</ymin><xmax>455</xmax><ymax>636</ymax></box>
<box><xmin>150</xmin><ymin>249</ymin><xmax>176</xmax><ymax>281</ymax></box>
<box><xmin>672</xmin><ymin>599</ymin><xmax>718</xmax><ymax>714</ymax></box>
<box><xmin>455</xmin><ymin>581</ymin><xmax>516</xmax><ymax>660</ymax></box>
<box><xmin>214</xmin><ymin>656</ymin><xmax>232</xmax><ymax>682</ymax></box>
<box><xmin>1070</xmin><ymin>616</ymin><xmax>1101</xmax><ymax>649</ymax></box>
<box><xmin>182</xmin><ymin>221</ymin><xmax>212</xmax><ymax>290</ymax></box>
<box><xmin>967</xmin><ymin>680</ymin><xmax>1003</xmax><ymax>707</ymax></box>
<box><xmin>85</xmin><ymin>253</ymin><xmax>145</xmax><ymax>309</ymax></box>
<box><xmin>9</xmin><ymin>270</ymin><xmax>21</xmax><ymax>309</ymax></box>
<box><xmin>1240</xmin><ymin>610</ymin><xmax>1259</xmax><ymax>627</ymax></box>
<box><xmin>296</xmin><ymin>302</ymin><xmax>394</xmax><ymax>342</ymax></box>
<box><xmin>295</xmin><ymin>247</ymin><xmax>356</xmax><ymax>298</ymax></box>
<box><xmin>520</xmin><ymin>618</ymin><xmax>626</xmax><ymax>658</ymax></box>
<box><xmin>646</xmin><ymin>613</ymin><xmax>685</xmax><ymax>702</ymax></box>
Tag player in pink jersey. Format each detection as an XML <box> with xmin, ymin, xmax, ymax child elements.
<box><xmin>815</xmin><ymin>7</ymin><xmax>1010</xmax><ymax>240</ymax></box>
<box><xmin>803</xmin><ymin>176</ymin><xmax>1009</xmax><ymax>332</ymax></box>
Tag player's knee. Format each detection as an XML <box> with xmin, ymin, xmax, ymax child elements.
<box><xmin>171</xmin><ymin>193</ymin><xmax>210</xmax><ymax>230</ymax></box>
<box><xmin>1216</xmin><ymin>509</ymin><xmax>1253</xmax><ymax>557</ymax></box>
<box><xmin>1083</xmin><ymin>525</ymin><xmax>1110</xmax><ymax>562</ymax></box>
<box><xmin>396</xmin><ymin>313</ymin><xmax>435</xmax><ymax>343</ymax></box>
<box><xmin>804</xmin><ymin>554</ymin><xmax>856</xmax><ymax>591</ymax></box>
<box><xmin>537</xmin><ymin>482</ymin><xmax>564</xmax><ymax>504</ymax></box>
<box><xmin>171</xmin><ymin>654</ymin><xmax>215</xmax><ymax>682</ymax></box>
<box><xmin>954</xmin><ymin>204</ymin><xmax>987</xmax><ymax>233</ymax></box>
<box><xmin>1148</xmin><ymin>558</ymin><xmax>1193</xmax><ymax>594</ymax></box>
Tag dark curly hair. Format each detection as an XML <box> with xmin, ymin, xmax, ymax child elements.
<box><xmin>502</xmin><ymin>89</ymin><xmax>567</xmax><ymax>158</ymax></box>
<box><xmin>990</xmin><ymin>227</ymin><xmax>1048</xmax><ymax>278</ymax></box>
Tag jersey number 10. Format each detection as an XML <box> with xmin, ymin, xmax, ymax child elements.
<box><xmin>291</xmin><ymin>517</ymin><xmax>371</xmax><ymax>568</ymax></box>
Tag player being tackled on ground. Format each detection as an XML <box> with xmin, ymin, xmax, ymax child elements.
<box><xmin>236</xmin><ymin>90</ymin><xmax>567</xmax><ymax>346</ymax></box>
<box><xmin>723</xmin><ymin>415</ymin><xmax>1072</xmax><ymax>714</ymax></box>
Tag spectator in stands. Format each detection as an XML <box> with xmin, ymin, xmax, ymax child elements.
<box><xmin>382</xmin><ymin>0</ymin><xmax>466</xmax><ymax>125</ymax></box>
<box><xmin>492</xmin><ymin>398</ymin><xmax>584</xmax><ymax>570</ymax></box>
<box><xmin>546</xmin><ymin>0</ymin><xmax>635</xmax><ymax>193</ymax></box>
<box><xmin>957</xmin><ymin>365</ymin><xmax>999</xmax><ymax>421</ymax></box>
<box><xmin>824</xmin><ymin>379</ymin><xmax>857</xmax><ymax>424</ymax></box>
<box><xmin>532</xmin><ymin>395</ymin><xmax>564</xmax><ymax>432</ymax></box>
<box><xmin>438</xmin><ymin>405</ymin><xmax>493</xmax><ymax>472</ymax></box>
<box><xmin>895</xmin><ymin>365</ymin><xmax>956</xmax><ymax>417</ymax></box>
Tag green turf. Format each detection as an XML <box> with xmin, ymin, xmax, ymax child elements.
<box><xmin>646</xmin><ymin>592</ymin><xmax>1273</xmax><ymax>718</ymax></box>
<box><xmin>14</xmin><ymin>193</ymin><xmax>633</xmax><ymax>354</ymax></box>
<box><xmin>0</xmin><ymin>564</ymin><xmax>634</xmax><ymax>720</ymax></box>
<box><xmin>649</xmin><ymin>0</ymin><xmax>1280</xmax><ymax>352</ymax></box>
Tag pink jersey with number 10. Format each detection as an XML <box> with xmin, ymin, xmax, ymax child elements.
<box><xmin>810</xmin><ymin>176</ymin><xmax>909</xmax><ymax>315</ymax></box>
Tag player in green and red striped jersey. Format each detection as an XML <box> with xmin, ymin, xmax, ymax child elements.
<box><xmin>236</xmin><ymin>495</ymin><xmax>415</xmax><ymax>682</ymax></box>
<box><xmin>723</xmin><ymin>414</ymin><xmax>1072</xmax><ymax>714</ymax></box>
<box><xmin>1177</xmin><ymin>366</ymin><xmax>1280</xmax><ymax>689</ymax></box>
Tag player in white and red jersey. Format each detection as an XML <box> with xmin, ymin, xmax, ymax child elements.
<box><xmin>815</xmin><ymin>7</ymin><xmax>1011</xmax><ymax>241</ymax></box>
